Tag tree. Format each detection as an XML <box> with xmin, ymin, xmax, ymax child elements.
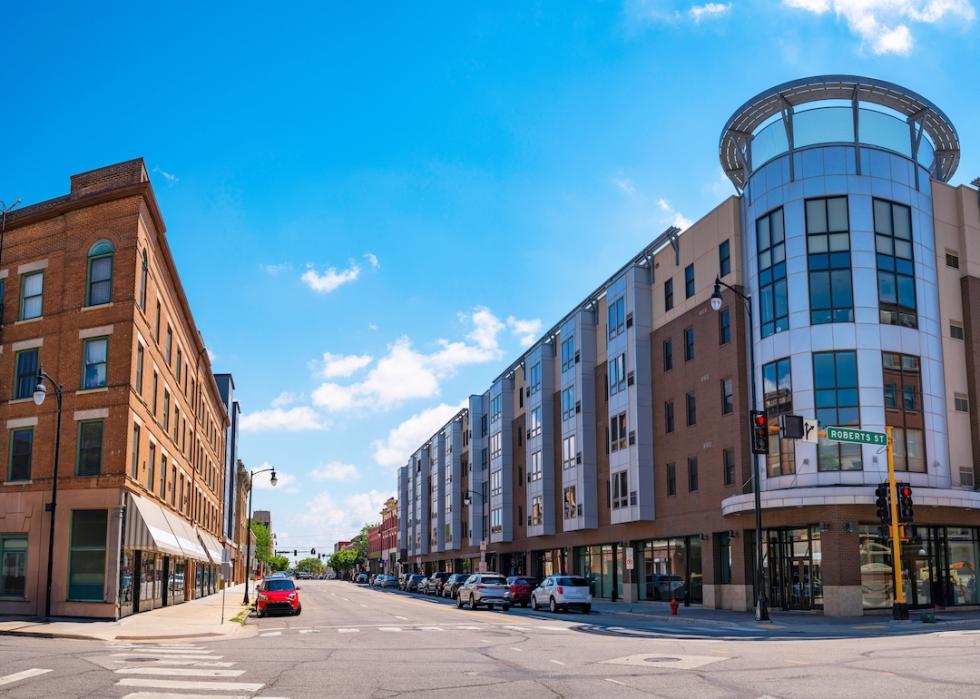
<box><xmin>269</xmin><ymin>555</ymin><xmax>290</xmax><ymax>572</ymax></box>
<box><xmin>250</xmin><ymin>522</ymin><xmax>272</xmax><ymax>564</ymax></box>
<box><xmin>328</xmin><ymin>548</ymin><xmax>360</xmax><ymax>573</ymax></box>
<box><xmin>295</xmin><ymin>556</ymin><xmax>324</xmax><ymax>575</ymax></box>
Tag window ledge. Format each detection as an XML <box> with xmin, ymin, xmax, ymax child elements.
<box><xmin>2</xmin><ymin>480</ymin><xmax>33</xmax><ymax>486</ymax></box>
<box><xmin>14</xmin><ymin>317</ymin><xmax>42</xmax><ymax>325</ymax></box>
<box><xmin>8</xmin><ymin>398</ymin><xmax>34</xmax><ymax>404</ymax></box>
<box><xmin>77</xmin><ymin>388</ymin><xmax>109</xmax><ymax>395</ymax></box>
<box><xmin>81</xmin><ymin>303</ymin><xmax>114</xmax><ymax>312</ymax></box>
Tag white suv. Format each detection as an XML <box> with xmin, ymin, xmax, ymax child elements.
<box><xmin>530</xmin><ymin>575</ymin><xmax>592</xmax><ymax>613</ymax></box>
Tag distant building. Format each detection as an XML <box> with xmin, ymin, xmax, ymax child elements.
<box><xmin>334</xmin><ymin>540</ymin><xmax>351</xmax><ymax>553</ymax></box>
<box><xmin>213</xmin><ymin>374</ymin><xmax>241</xmax><ymax>580</ymax></box>
<box><xmin>380</xmin><ymin>497</ymin><xmax>399</xmax><ymax>573</ymax></box>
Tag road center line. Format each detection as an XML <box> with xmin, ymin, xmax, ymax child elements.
<box><xmin>550</xmin><ymin>660</ymin><xmax>566</xmax><ymax>666</ymax></box>
<box><xmin>605</xmin><ymin>678</ymin><xmax>628</xmax><ymax>686</ymax></box>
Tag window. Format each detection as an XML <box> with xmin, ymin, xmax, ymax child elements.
<box><xmin>612</xmin><ymin>470</ymin><xmax>628</xmax><ymax>509</ymax></box>
<box><xmin>686</xmin><ymin>392</ymin><xmax>696</xmax><ymax>426</ymax></box>
<box><xmin>86</xmin><ymin>240</ymin><xmax>114</xmax><ymax>306</ymax></box>
<box><xmin>666</xmin><ymin>462</ymin><xmax>676</xmax><ymax>496</ymax></box>
<box><xmin>166</xmin><ymin>326</ymin><xmax>173</xmax><ymax>365</ymax></box>
<box><xmin>155</xmin><ymin>301</ymin><xmax>161</xmax><ymax>341</ymax></box>
<box><xmin>806</xmin><ymin>197</ymin><xmax>854</xmax><ymax>324</ymax></box>
<box><xmin>687</xmin><ymin>457</ymin><xmax>698</xmax><ymax>492</ymax></box>
<box><xmin>131</xmin><ymin>424</ymin><xmax>140</xmax><ymax>479</ymax></box>
<box><xmin>13</xmin><ymin>348</ymin><xmax>38</xmax><ymax>400</ymax></box>
<box><xmin>8</xmin><ymin>428</ymin><xmax>33</xmax><ymax>481</ymax></box>
<box><xmin>147</xmin><ymin>442</ymin><xmax>156</xmax><ymax>491</ymax></box>
<box><xmin>685</xmin><ymin>263</ymin><xmax>695</xmax><ymax>298</ymax></box>
<box><xmin>607</xmin><ymin>297</ymin><xmax>625</xmax><ymax>340</ymax></box>
<box><xmin>664</xmin><ymin>401</ymin><xmax>674</xmax><ymax>433</ymax></box>
<box><xmin>561</xmin><ymin>336</ymin><xmax>575</xmax><ymax>372</ymax></box>
<box><xmin>529</xmin><ymin>451</ymin><xmax>542</xmax><ymax>481</ymax></box>
<box><xmin>719</xmin><ymin>307</ymin><xmax>731</xmax><ymax>344</ymax></box>
<box><xmin>664</xmin><ymin>278</ymin><xmax>674</xmax><ymax>311</ymax></box>
<box><xmin>135</xmin><ymin>343</ymin><xmax>144</xmax><ymax>395</ymax></box>
<box><xmin>561</xmin><ymin>386</ymin><xmax>576</xmax><ymax>421</ymax></box>
<box><xmin>883</xmin><ymin>352</ymin><xmax>925</xmax><ymax>473</ymax></box>
<box><xmin>528</xmin><ymin>363</ymin><xmax>541</xmax><ymax>395</ymax></box>
<box><xmin>160</xmin><ymin>454</ymin><xmax>168</xmax><ymax>499</ymax></box>
<box><xmin>763</xmin><ymin>357</ymin><xmax>795</xmax><ymax>476</ymax></box>
<box><xmin>163</xmin><ymin>390</ymin><xmax>171</xmax><ymax>431</ymax></box>
<box><xmin>955</xmin><ymin>393</ymin><xmax>970</xmax><ymax>413</ymax></box>
<box><xmin>719</xmin><ymin>239</ymin><xmax>731</xmax><ymax>277</ymax></box>
<box><xmin>139</xmin><ymin>249</ymin><xmax>148</xmax><ymax>310</ymax></box>
<box><xmin>176</xmin><ymin>348</ymin><xmax>183</xmax><ymax>383</ymax></box>
<box><xmin>19</xmin><ymin>271</ymin><xmax>43</xmax><ymax>320</ymax></box>
<box><xmin>490</xmin><ymin>395</ymin><xmax>501</xmax><ymax>421</ymax></box>
<box><xmin>721</xmin><ymin>378</ymin><xmax>734</xmax><ymax>414</ymax></box>
<box><xmin>0</xmin><ymin>535</ymin><xmax>27</xmax><ymax>598</ymax></box>
<box><xmin>684</xmin><ymin>327</ymin><xmax>695</xmax><ymax>361</ymax></box>
<box><xmin>68</xmin><ymin>510</ymin><xmax>107</xmax><ymax>601</ymax></box>
<box><xmin>562</xmin><ymin>434</ymin><xmax>576</xmax><ymax>469</ymax></box>
<box><xmin>610</xmin><ymin>413</ymin><xmax>627</xmax><ymax>452</ymax></box>
<box><xmin>814</xmin><ymin>351</ymin><xmax>862</xmax><ymax>471</ymax></box>
<box><xmin>489</xmin><ymin>432</ymin><xmax>502</xmax><ymax>459</ymax></box>
<box><xmin>946</xmin><ymin>250</ymin><xmax>960</xmax><ymax>269</ymax></box>
<box><xmin>951</xmin><ymin>322</ymin><xmax>965</xmax><ymax>340</ymax></box>
<box><xmin>82</xmin><ymin>337</ymin><xmax>108</xmax><ymax>389</ymax></box>
<box><xmin>609</xmin><ymin>353</ymin><xmax>626</xmax><ymax>396</ymax></box>
<box><xmin>723</xmin><ymin>448</ymin><xmax>735</xmax><ymax>486</ymax></box>
<box><xmin>757</xmin><ymin>208</ymin><xmax>788</xmax><ymax>337</ymax></box>
<box><xmin>490</xmin><ymin>508</ymin><xmax>502</xmax><ymax>533</ymax></box>
<box><xmin>874</xmin><ymin>199</ymin><xmax>916</xmax><ymax>327</ymax></box>
<box><xmin>563</xmin><ymin>486</ymin><xmax>577</xmax><ymax>519</ymax></box>
<box><xmin>76</xmin><ymin>421</ymin><xmax>103</xmax><ymax>477</ymax></box>
<box><xmin>529</xmin><ymin>407</ymin><xmax>542</xmax><ymax>438</ymax></box>
<box><xmin>530</xmin><ymin>496</ymin><xmax>543</xmax><ymax>526</ymax></box>
<box><xmin>663</xmin><ymin>339</ymin><xmax>673</xmax><ymax>372</ymax></box>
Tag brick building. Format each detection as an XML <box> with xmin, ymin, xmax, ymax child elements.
<box><xmin>397</xmin><ymin>75</ymin><xmax>980</xmax><ymax>616</ymax></box>
<box><xmin>379</xmin><ymin>497</ymin><xmax>398</xmax><ymax>573</ymax></box>
<box><xmin>0</xmin><ymin>159</ymin><xmax>229</xmax><ymax>619</ymax></box>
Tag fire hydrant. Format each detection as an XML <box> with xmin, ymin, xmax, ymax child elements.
<box><xmin>669</xmin><ymin>598</ymin><xmax>680</xmax><ymax>616</ymax></box>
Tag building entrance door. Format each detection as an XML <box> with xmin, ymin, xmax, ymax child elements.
<box><xmin>766</xmin><ymin>528</ymin><xmax>821</xmax><ymax>611</ymax></box>
<box><xmin>132</xmin><ymin>550</ymin><xmax>143</xmax><ymax>614</ymax></box>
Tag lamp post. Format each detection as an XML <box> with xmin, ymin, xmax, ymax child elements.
<box><xmin>33</xmin><ymin>367</ymin><xmax>63</xmax><ymax>620</ymax></box>
<box><xmin>242</xmin><ymin>466</ymin><xmax>277</xmax><ymax>605</ymax></box>
<box><xmin>710</xmin><ymin>277</ymin><xmax>769</xmax><ymax>622</ymax></box>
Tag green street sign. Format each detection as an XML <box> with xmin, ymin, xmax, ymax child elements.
<box><xmin>826</xmin><ymin>426</ymin><xmax>887</xmax><ymax>446</ymax></box>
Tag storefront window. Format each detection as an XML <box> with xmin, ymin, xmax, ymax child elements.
<box><xmin>118</xmin><ymin>550</ymin><xmax>134</xmax><ymax>616</ymax></box>
<box><xmin>68</xmin><ymin>510</ymin><xmax>107</xmax><ymax>601</ymax></box>
<box><xmin>0</xmin><ymin>535</ymin><xmax>27</xmax><ymax>598</ymax></box>
<box><xmin>636</xmin><ymin>537</ymin><xmax>702</xmax><ymax>603</ymax></box>
<box><xmin>859</xmin><ymin>527</ymin><xmax>893</xmax><ymax>609</ymax></box>
<box><xmin>947</xmin><ymin>528</ymin><xmax>979</xmax><ymax>605</ymax></box>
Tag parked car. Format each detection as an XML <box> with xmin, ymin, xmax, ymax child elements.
<box><xmin>377</xmin><ymin>575</ymin><xmax>398</xmax><ymax>588</ymax></box>
<box><xmin>256</xmin><ymin>577</ymin><xmax>302</xmax><ymax>617</ymax></box>
<box><xmin>398</xmin><ymin>573</ymin><xmax>409</xmax><ymax>590</ymax></box>
<box><xmin>530</xmin><ymin>575</ymin><xmax>592</xmax><ymax>613</ymax></box>
<box><xmin>355</xmin><ymin>573</ymin><xmax>370</xmax><ymax>585</ymax></box>
<box><xmin>405</xmin><ymin>574</ymin><xmax>425</xmax><ymax>592</ymax></box>
<box><xmin>442</xmin><ymin>573</ymin><xmax>471</xmax><ymax>599</ymax></box>
<box><xmin>456</xmin><ymin>573</ymin><xmax>511</xmax><ymax>611</ymax></box>
<box><xmin>506</xmin><ymin>576</ymin><xmax>538</xmax><ymax>608</ymax></box>
<box><xmin>424</xmin><ymin>572</ymin><xmax>453</xmax><ymax>596</ymax></box>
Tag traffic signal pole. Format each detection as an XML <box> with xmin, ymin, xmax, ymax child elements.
<box><xmin>885</xmin><ymin>426</ymin><xmax>909</xmax><ymax>620</ymax></box>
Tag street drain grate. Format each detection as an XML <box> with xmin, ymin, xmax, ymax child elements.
<box><xmin>643</xmin><ymin>657</ymin><xmax>681</xmax><ymax>663</ymax></box>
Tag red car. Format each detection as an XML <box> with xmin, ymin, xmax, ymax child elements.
<box><xmin>256</xmin><ymin>577</ymin><xmax>302</xmax><ymax>617</ymax></box>
<box><xmin>506</xmin><ymin>576</ymin><xmax>537</xmax><ymax>608</ymax></box>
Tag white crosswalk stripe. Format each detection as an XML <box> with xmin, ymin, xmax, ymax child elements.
<box><xmin>0</xmin><ymin>668</ymin><xmax>52</xmax><ymax>688</ymax></box>
<box><xmin>117</xmin><ymin>678</ymin><xmax>265</xmax><ymax>692</ymax></box>
<box><xmin>116</xmin><ymin>667</ymin><xmax>245</xmax><ymax>677</ymax></box>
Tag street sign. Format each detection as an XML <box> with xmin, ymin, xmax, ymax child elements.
<box><xmin>802</xmin><ymin>419</ymin><xmax>819</xmax><ymax>443</ymax></box>
<box><xmin>625</xmin><ymin>547</ymin><xmax>634</xmax><ymax>571</ymax></box>
<box><xmin>480</xmin><ymin>540</ymin><xmax>487</xmax><ymax>553</ymax></box>
<box><xmin>825</xmin><ymin>426</ymin><xmax>887</xmax><ymax>446</ymax></box>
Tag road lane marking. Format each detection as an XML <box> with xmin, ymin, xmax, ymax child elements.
<box><xmin>261</xmin><ymin>627</ymin><xmax>286</xmax><ymax>631</ymax></box>
<box><xmin>418</xmin><ymin>627</ymin><xmax>444</xmax><ymax>631</ymax></box>
<box><xmin>337</xmin><ymin>628</ymin><xmax>360</xmax><ymax>633</ymax></box>
<box><xmin>379</xmin><ymin>627</ymin><xmax>402</xmax><ymax>632</ymax></box>
<box><xmin>605</xmin><ymin>679</ymin><xmax>628</xmax><ymax>686</ymax></box>
<box><xmin>116</xmin><ymin>678</ymin><xmax>264</xmax><ymax>692</ymax></box>
<box><xmin>510</xmin><ymin>647</ymin><xmax>523</xmax><ymax>652</ymax></box>
<box><xmin>550</xmin><ymin>660</ymin><xmax>566</xmax><ymax>666</ymax></box>
<box><xmin>120</xmin><ymin>649</ymin><xmax>215</xmax><ymax>655</ymax></box>
<box><xmin>0</xmin><ymin>669</ymin><xmax>52</xmax><ymax>687</ymax></box>
<box><xmin>298</xmin><ymin>629</ymin><xmax>319</xmax><ymax>634</ymax></box>
<box><xmin>394</xmin><ymin>615</ymin><xmax>409</xmax><ymax>620</ymax></box>
<box><xmin>121</xmin><ymin>694</ymin><xmax>250</xmax><ymax>699</ymax></box>
<box><xmin>260</xmin><ymin>631</ymin><xmax>282</xmax><ymax>637</ymax></box>
<box><xmin>111</xmin><ymin>654</ymin><xmax>225</xmax><ymax>661</ymax></box>
<box><xmin>784</xmin><ymin>659</ymin><xmax>810</xmax><ymax>666</ymax></box>
<box><xmin>360</xmin><ymin>604</ymin><xmax>368</xmax><ymax>608</ymax></box>
<box><xmin>116</xmin><ymin>668</ymin><xmax>245</xmax><ymax>678</ymax></box>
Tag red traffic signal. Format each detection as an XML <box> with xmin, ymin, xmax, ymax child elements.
<box><xmin>750</xmin><ymin>410</ymin><xmax>769</xmax><ymax>455</ymax></box>
<box><xmin>897</xmin><ymin>482</ymin><xmax>914</xmax><ymax>523</ymax></box>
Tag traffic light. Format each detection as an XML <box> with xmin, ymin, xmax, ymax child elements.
<box><xmin>898</xmin><ymin>483</ymin><xmax>914</xmax><ymax>523</ymax></box>
<box><xmin>875</xmin><ymin>482</ymin><xmax>891</xmax><ymax>524</ymax></box>
<box><xmin>750</xmin><ymin>411</ymin><xmax>769</xmax><ymax>455</ymax></box>
<box><xmin>293</xmin><ymin>549</ymin><xmax>298</xmax><ymax>557</ymax></box>
<box><xmin>311</xmin><ymin>547</ymin><xmax>316</xmax><ymax>556</ymax></box>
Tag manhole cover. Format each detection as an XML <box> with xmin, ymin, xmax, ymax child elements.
<box><xmin>643</xmin><ymin>657</ymin><xmax>681</xmax><ymax>663</ymax></box>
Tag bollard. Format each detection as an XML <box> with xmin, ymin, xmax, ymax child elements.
<box><xmin>670</xmin><ymin>598</ymin><xmax>680</xmax><ymax>616</ymax></box>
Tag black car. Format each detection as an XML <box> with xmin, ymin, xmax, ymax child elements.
<box><xmin>441</xmin><ymin>573</ymin><xmax>473</xmax><ymax>599</ymax></box>
<box><xmin>425</xmin><ymin>572</ymin><xmax>453</xmax><ymax>596</ymax></box>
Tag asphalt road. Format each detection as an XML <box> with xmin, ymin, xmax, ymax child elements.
<box><xmin>2</xmin><ymin>579</ymin><xmax>980</xmax><ymax>697</ymax></box>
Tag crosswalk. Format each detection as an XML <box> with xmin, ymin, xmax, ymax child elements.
<box><xmin>258</xmin><ymin>622</ymin><xmax>572</xmax><ymax>636</ymax></box>
<box><xmin>95</xmin><ymin>641</ymin><xmax>278</xmax><ymax>698</ymax></box>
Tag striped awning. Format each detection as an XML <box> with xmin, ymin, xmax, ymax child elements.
<box><xmin>126</xmin><ymin>492</ymin><xmax>184</xmax><ymax>558</ymax></box>
<box><xmin>196</xmin><ymin>528</ymin><xmax>224</xmax><ymax>565</ymax></box>
<box><xmin>160</xmin><ymin>508</ymin><xmax>209</xmax><ymax>562</ymax></box>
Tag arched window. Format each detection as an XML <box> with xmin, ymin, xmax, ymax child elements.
<box><xmin>87</xmin><ymin>239</ymin><xmax>115</xmax><ymax>306</ymax></box>
<box><xmin>139</xmin><ymin>249</ymin><xmax>148</xmax><ymax>310</ymax></box>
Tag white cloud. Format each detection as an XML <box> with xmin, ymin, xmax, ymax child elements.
<box><xmin>364</xmin><ymin>252</ymin><xmax>380</xmax><ymax>269</ymax></box>
<box><xmin>612</xmin><ymin>176</ymin><xmax>637</xmax><ymax>195</ymax></box>
<box><xmin>368</xmin><ymin>323</ymin><xmax>378</xmax><ymax>331</ymax></box>
<box><xmin>311</xmin><ymin>308</ymin><xmax>506</xmax><ymax>413</ymax></box>
<box><xmin>152</xmin><ymin>166</ymin><xmax>179</xmax><ymax>184</ymax></box>
<box><xmin>260</xmin><ymin>262</ymin><xmax>293</xmax><ymax>275</ymax></box>
<box><xmin>506</xmin><ymin>316</ymin><xmax>543</xmax><ymax>348</ymax></box>
<box><xmin>657</xmin><ymin>198</ymin><xmax>693</xmax><ymax>230</ymax></box>
<box><xmin>783</xmin><ymin>0</ymin><xmax>975</xmax><ymax>54</ymax></box>
<box><xmin>310</xmin><ymin>461</ymin><xmax>360</xmax><ymax>481</ymax></box>
<box><xmin>689</xmin><ymin>2</ymin><xmax>731</xmax><ymax>21</ymax></box>
<box><xmin>206</xmin><ymin>348</ymin><xmax>217</xmax><ymax>363</ymax></box>
<box><xmin>372</xmin><ymin>402</ymin><xmax>466</xmax><ymax>467</ymax></box>
<box><xmin>270</xmin><ymin>391</ymin><xmax>299</xmax><ymax>408</ymax></box>
<box><xmin>240</xmin><ymin>406</ymin><xmax>329</xmax><ymax>432</ymax></box>
<box><xmin>296</xmin><ymin>489</ymin><xmax>392</xmax><ymax>545</ymax></box>
<box><xmin>318</xmin><ymin>352</ymin><xmax>374</xmax><ymax>379</ymax></box>
<box><xmin>301</xmin><ymin>261</ymin><xmax>361</xmax><ymax>294</ymax></box>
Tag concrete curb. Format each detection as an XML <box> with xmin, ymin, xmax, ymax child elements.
<box><xmin>0</xmin><ymin>629</ymin><xmax>103</xmax><ymax>641</ymax></box>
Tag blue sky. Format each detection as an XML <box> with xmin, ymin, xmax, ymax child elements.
<box><xmin>1</xmin><ymin>1</ymin><xmax>977</xmax><ymax>556</ymax></box>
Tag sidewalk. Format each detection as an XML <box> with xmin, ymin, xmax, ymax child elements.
<box><xmin>0</xmin><ymin>583</ymin><xmax>257</xmax><ymax>642</ymax></box>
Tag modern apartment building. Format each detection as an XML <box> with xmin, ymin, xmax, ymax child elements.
<box><xmin>395</xmin><ymin>75</ymin><xmax>980</xmax><ymax>615</ymax></box>
<box><xmin>0</xmin><ymin>159</ymin><xmax>229</xmax><ymax>619</ymax></box>
<box><xmin>214</xmin><ymin>373</ymin><xmax>242</xmax><ymax>581</ymax></box>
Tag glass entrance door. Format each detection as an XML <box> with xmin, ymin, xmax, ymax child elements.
<box><xmin>766</xmin><ymin>528</ymin><xmax>821</xmax><ymax>610</ymax></box>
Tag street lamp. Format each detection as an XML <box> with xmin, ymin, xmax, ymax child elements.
<box><xmin>242</xmin><ymin>466</ymin><xmax>277</xmax><ymax>605</ymax></box>
<box><xmin>710</xmin><ymin>277</ymin><xmax>770</xmax><ymax>622</ymax></box>
<box><xmin>33</xmin><ymin>367</ymin><xmax>63</xmax><ymax>619</ymax></box>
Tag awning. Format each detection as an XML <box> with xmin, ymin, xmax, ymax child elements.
<box><xmin>196</xmin><ymin>528</ymin><xmax>224</xmax><ymax>565</ymax></box>
<box><xmin>160</xmin><ymin>509</ymin><xmax>209</xmax><ymax>562</ymax></box>
<box><xmin>125</xmin><ymin>492</ymin><xmax>184</xmax><ymax>558</ymax></box>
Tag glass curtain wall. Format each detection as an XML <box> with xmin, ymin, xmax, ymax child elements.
<box><xmin>635</xmin><ymin>536</ymin><xmax>703</xmax><ymax>603</ymax></box>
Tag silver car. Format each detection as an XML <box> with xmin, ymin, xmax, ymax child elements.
<box><xmin>530</xmin><ymin>575</ymin><xmax>592</xmax><ymax>613</ymax></box>
<box><xmin>456</xmin><ymin>573</ymin><xmax>511</xmax><ymax>611</ymax></box>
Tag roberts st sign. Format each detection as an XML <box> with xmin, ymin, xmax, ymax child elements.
<box><xmin>826</xmin><ymin>427</ymin><xmax>887</xmax><ymax>446</ymax></box>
